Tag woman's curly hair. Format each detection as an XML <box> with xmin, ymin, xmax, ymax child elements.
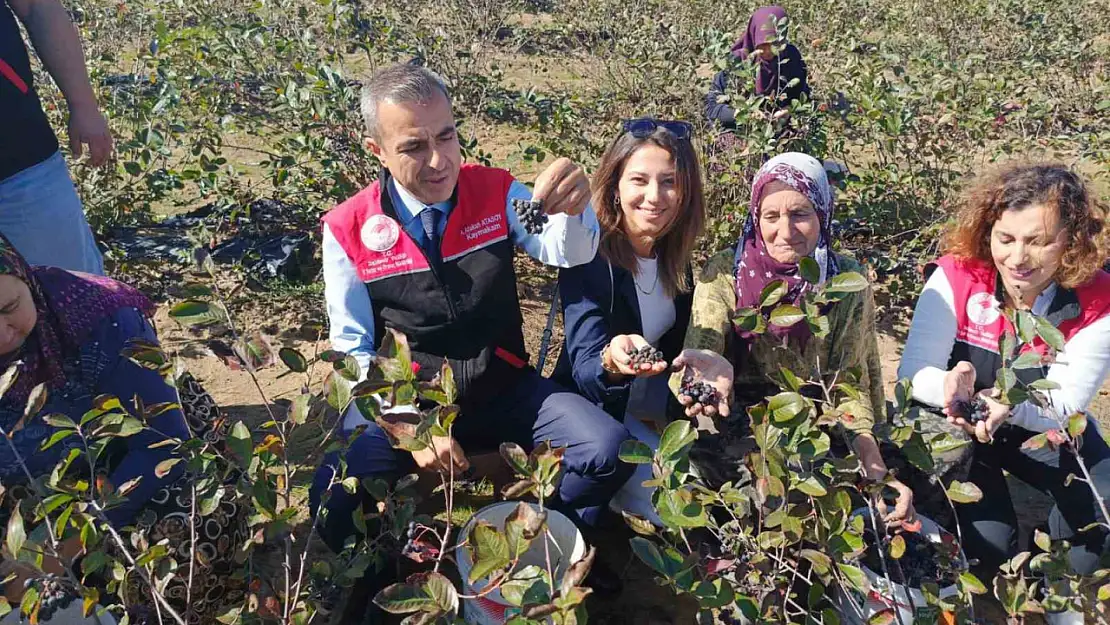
<box><xmin>944</xmin><ymin>162</ymin><xmax>1110</xmax><ymax>288</ymax></box>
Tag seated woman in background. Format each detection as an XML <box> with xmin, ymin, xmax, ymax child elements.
<box><xmin>898</xmin><ymin>164</ymin><xmax>1110</xmax><ymax>608</ymax></box>
<box><xmin>705</xmin><ymin>5</ymin><xmax>811</xmax><ymax>129</ymax></box>
<box><xmin>553</xmin><ymin>117</ymin><xmax>704</xmax><ymax>524</ymax></box>
<box><xmin>0</xmin><ymin>237</ymin><xmax>241</xmax><ymax>624</ymax></box>
<box><xmin>672</xmin><ymin>152</ymin><xmax>914</xmax><ymax>524</ymax></box>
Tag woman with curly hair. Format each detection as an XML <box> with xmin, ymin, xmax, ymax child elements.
<box><xmin>898</xmin><ymin>163</ymin><xmax>1110</xmax><ymax>614</ymax></box>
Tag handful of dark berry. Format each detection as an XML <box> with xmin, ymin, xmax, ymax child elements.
<box><xmin>950</xmin><ymin>396</ymin><xmax>989</xmax><ymax>424</ymax></box>
<box><xmin>627</xmin><ymin>345</ymin><xmax>666</xmax><ymax>368</ymax></box>
<box><xmin>511</xmin><ymin>198</ymin><xmax>548</xmax><ymax>235</ymax></box>
<box><xmin>680</xmin><ymin>378</ymin><xmax>719</xmax><ymax>407</ymax></box>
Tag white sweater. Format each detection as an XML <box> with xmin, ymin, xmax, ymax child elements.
<box><xmin>897</xmin><ymin>266</ymin><xmax>1110</xmax><ymax>432</ymax></box>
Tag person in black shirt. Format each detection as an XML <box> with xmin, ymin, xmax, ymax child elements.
<box><xmin>0</xmin><ymin>0</ymin><xmax>111</xmax><ymax>273</ymax></box>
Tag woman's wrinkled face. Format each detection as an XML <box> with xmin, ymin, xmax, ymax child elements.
<box><xmin>0</xmin><ymin>275</ymin><xmax>35</xmax><ymax>356</ymax></box>
<box><xmin>758</xmin><ymin>180</ymin><xmax>821</xmax><ymax>263</ymax></box>
<box><xmin>756</xmin><ymin>42</ymin><xmax>775</xmax><ymax>60</ymax></box>
<box><xmin>617</xmin><ymin>144</ymin><xmax>681</xmax><ymax>251</ymax></box>
<box><xmin>990</xmin><ymin>202</ymin><xmax>1067</xmax><ymax>302</ymax></box>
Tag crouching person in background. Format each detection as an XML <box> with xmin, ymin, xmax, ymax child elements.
<box><xmin>310</xmin><ymin>62</ymin><xmax>633</xmax><ymax>622</ymax></box>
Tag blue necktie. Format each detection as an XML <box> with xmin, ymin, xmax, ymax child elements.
<box><xmin>419</xmin><ymin>207</ymin><xmax>441</xmax><ymax>264</ymax></box>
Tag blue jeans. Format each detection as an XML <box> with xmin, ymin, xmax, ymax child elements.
<box><xmin>0</xmin><ymin>151</ymin><xmax>103</xmax><ymax>274</ymax></box>
<box><xmin>310</xmin><ymin>369</ymin><xmax>634</xmax><ymax>552</ymax></box>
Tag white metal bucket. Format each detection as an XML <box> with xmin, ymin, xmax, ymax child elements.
<box><xmin>455</xmin><ymin>502</ymin><xmax>586</xmax><ymax>625</ymax></box>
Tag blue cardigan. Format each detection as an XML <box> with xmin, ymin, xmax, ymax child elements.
<box><xmin>552</xmin><ymin>253</ymin><xmax>692</xmax><ymax>421</ymax></box>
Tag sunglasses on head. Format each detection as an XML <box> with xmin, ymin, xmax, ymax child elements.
<box><xmin>621</xmin><ymin>117</ymin><xmax>694</xmax><ymax>141</ymax></box>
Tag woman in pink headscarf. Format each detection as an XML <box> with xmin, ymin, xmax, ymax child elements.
<box><xmin>706</xmin><ymin>5</ymin><xmax>812</xmax><ymax>128</ymax></box>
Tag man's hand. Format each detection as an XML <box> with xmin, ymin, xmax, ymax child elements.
<box><xmin>533</xmin><ymin>157</ymin><xmax>590</xmax><ymax>217</ymax></box>
<box><xmin>672</xmin><ymin>348</ymin><xmax>733</xmax><ymax>418</ymax></box>
<box><xmin>68</xmin><ymin>103</ymin><xmax>113</xmax><ymax>167</ymax></box>
<box><xmin>411</xmin><ymin>435</ymin><xmax>470</xmax><ymax>474</ymax></box>
<box><xmin>605</xmin><ymin>334</ymin><xmax>668</xmax><ymax>378</ymax></box>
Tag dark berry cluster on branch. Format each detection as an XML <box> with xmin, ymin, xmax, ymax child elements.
<box><xmin>512</xmin><ymin>198</ymin><xmax>548</xmax><ymax>235</ymax></box>
<box><xmin>24</xmin><ymin>574</ymin><xmax>77</xmax><ymax>621</ymax></box>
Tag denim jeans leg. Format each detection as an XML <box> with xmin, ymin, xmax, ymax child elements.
<box><xmin>0</xmin><ymin>152</ymin><xmax>104</xmax><ymax>274</ymax></box>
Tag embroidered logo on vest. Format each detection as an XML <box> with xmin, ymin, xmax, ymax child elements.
<box><xmin>361</xmin><ymin>214</ymin><xmax>400</xmax><ymax>252</ymax></box>
<box><xmin>967</xmin><ymin>292</ymin><xmax>1001</xmax><ymax>326</ymax></box>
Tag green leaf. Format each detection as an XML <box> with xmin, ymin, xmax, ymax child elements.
<box><xmin>1029</xmin><ymin>378</ymin><xmax>1060</xmax><ymax>391</ymax></box>
<box><xmin>657</xmin><ymin>420</ymin><xmax>697</xmax><ymax>460</ymax></box>
<box><xmin>760</xmin><ymin>280</ymin><xmax>789</xmax><ymax>308</ymax></box>
<box><xmin>768</xmin><ymin>392</ymin><xmax>806</xmax><ymax>422</ymax></box>
<box><xmin>500</xmin><ymin>442</ymin><xmax>530</xmax><ymax>475</ymax></box>
<box><xmin>373</xmin><ymin>582</ymin><xmax>436</xmax><ymax>614</ymax></box>
<box><xmin>437</xmin><ymin>361</ymin><xmax>457</xmax><ymax>404</ymax></box>
<box><xmin>500</xmin><ymin>566</ymin><xmax>546</xmax><ymax>607</ymax></box>
<box><xmin>154</xmin><ymin>458</ymin><xmax>181</xmax><ymax>478</ymax></box>
<box><xmin>959</xmin><ymin>571</ymin><xmax>987</xmax><ymax>594</ymax></box>
<box><xmin>468</xmin><ymin>521</ymin><xmax>511</xmax><ymax>584</ymax></box>
<box><xmin>799</xmin><ymin>549</ymin><xmax>832</xmax><ymax>575</ymax></box>
<box><xmin>279</xmin><ymin>347</ymin><xmax>308</xmax><ymax>373</ymax></box>
<box><xmin>769</xmin><ymin>304</ymin><xmax>805</xmax><ymax>328</ymax></box>
<box><xmin>504</xmin><ymin>502</ymin><xmax>546</xmax><ymax>559</ymax></box>
<box><xmin>889</xmin><ymin>534</ymin><xmax>905</xmax><ymax>559</ymax></box>
<box><xmin>335</xmin><ymin>354</ymin><xmax>362</xmax><ymax>382</ymax></box>
<box><xmin>6</xmin><ymin>505</ymin><xmax>25</xmax><ymax>559</ymax></box>
<box><xmin>1097</xmin><ymin>583</ymin><xmax>1110</xmax><ymax>602</ymax></box>
<box><xmin>629</xmin><ymin>537</ymin><xmax>667</xmax><ymax>576</ymax></box>
<box><xmin>694</xmin><ymin>578</ymin><xmax>735</xmax><ymax>609</ymax></box>
<box><xmin>621</xmin><ymin>510</ymin><xmax>657</xmax><ymax>536</ymax></box>
<box><xmin>227</xmin><ymin>421</ymin><xmax>253</xmax><ymax>466</ymax></box>
<box><xmin>799</xmin><ymin>257</ymin><xmax>821</xmax><ymax>284</ymax></box>
<box><xmin>794</xmin><ymin>475</ymin><xmax>828</xmax><ymax>497</ymax></box>
<box><xmin>1010</xmin><ymin>351</ymin><xmax>1044</xmax><ymax>369</ymax></box>
<box><xmin>1067</xmin><ymin>413</ymin><xmax>1087</xmax><ymax>438</ymax></box>
<box><xmin>618</xmin><ymin>439</ymin><xmax>654</xmax><ymax>464</ymax></box>
<box><xmin>0</xmin><ymin>365</ymin><xmax>18</xmax><ymax>399</ymax></box>
<box><xmin>825</xmin><ymin>272</ymin><xmax>868</xmax><ymax>296</ymax></box>
<box><xmin>946</xmin><ymin>480</ymin><xmax>983</xmax><ymax>504</ymax></box>
<box><xmin>732</xmin><ymin>307</ymin><xmax>766</xmax><ymax>334</ymax></box>
<box><xmin>325</xmin><ymin>371</ymin><xmax>352</xmax><ymax>412</ymax></box>
<box><xmin>777</xmin><ymin>367</ymin><xmax>802</xmax><ymax>392</ymax></box>
<box><xmin>837</xmin><ymin>563</ymin><xmax>869</xmax><ymax>592</ymax></box>
<box><xmin>423</xmin><ymin>571</ymin><xmax>459</xmax><ymax>615</ymax></box>
<box><xmin>288</xmin><ymin>393</ymin><xmax>311</xmax><ymax>425</ymax></box>
<box><xmin>1034</xmin><ymin>528</ymin><xmax>1051</xmax><ymax>552</ymax></box>
<box><xmin>1034</xmin><ymin>316</ymin><xmax>1066</xmax><ymax>352</ymax></box>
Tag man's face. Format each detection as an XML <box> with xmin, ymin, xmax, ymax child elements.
<box><xmin>367</xmin><ymin>91</ymin><xmax>461</xmax><ymax>205</ymax></box>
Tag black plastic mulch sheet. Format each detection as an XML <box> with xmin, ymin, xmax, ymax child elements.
<box><xmin>105</xmin><ymin>199</ymin><xmax>318</xmax><ymax>283</ymax></box>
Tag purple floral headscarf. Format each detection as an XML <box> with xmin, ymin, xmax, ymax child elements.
<box><xmin>733</xmin><ymin>152</ymin><xmax>839</xmax><ymax>346</ymax></box>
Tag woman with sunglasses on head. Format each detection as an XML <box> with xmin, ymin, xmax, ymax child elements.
<box><xmin>670</xmin><ymin>152</ymin><xmax>915</xmax><ymax>525</ymax></box>
<box><xmin>552</xmin><ymin>117</ymin><xmax>704</xmax><ymax>523</ymax></box>
<box><xmin>706</xmin><ymin>5</ymin><xmax>811</xmax><ymax>129</ymax></box>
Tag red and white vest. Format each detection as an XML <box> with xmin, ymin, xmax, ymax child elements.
<box><xmin>931</xmin><ymin>254</ymin><xmax>1110</xmax><ymax>391</ymax></box>
<box><xmin>322</xmin><ymin>165</ymin><xmax>529</xmax><ymax>401</ymax></box>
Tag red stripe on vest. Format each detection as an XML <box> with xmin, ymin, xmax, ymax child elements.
<box><xmin>0</xmin><ymin>58</ymin><xmax>28</xmax><ymax>94</ymax></box>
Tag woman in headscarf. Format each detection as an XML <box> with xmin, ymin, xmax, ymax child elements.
<box><xmin>670</xmin><ymin>152</ymin><xmax>914</xmax><ymax>524</ymax></box>
<box><xmin>705</xmin><ymin>5</ymin><xmax>812</xmax><ymax>128</ymax></box>
<box><xmin>0</xmin><ymin>236</ymin><xmax>243</xmax><ymax>623</ymax></box>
